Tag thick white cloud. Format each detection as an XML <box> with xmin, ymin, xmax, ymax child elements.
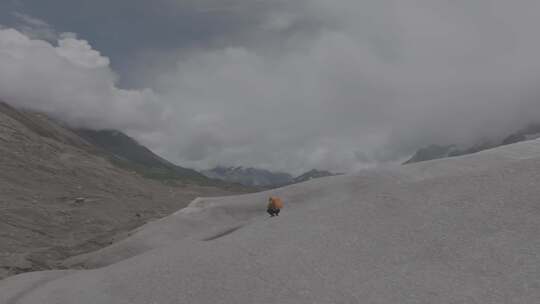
<box><xmin>55</xmin><ymin>33</ymin><xmax>110</xmax><ymax>68</ymax></box>
<box><xmin>0</xmin><ymin>28</ymin><xmax>165</xmax><ymax>132</ymax></box>
<box><xmin>150</xmin><ymin>1</ymin><xmax>540</xmax><ymax>172</ymax></box>
<box><xmin>2</xmin><ymin>1</ymin><xmax>540</xmax><ymax>174</ymax></box>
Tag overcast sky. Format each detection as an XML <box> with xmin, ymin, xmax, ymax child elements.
<box><xmin>1</xmin><ymin>0</ymin><xmax>540</xmax><ymax>174</ymax></box>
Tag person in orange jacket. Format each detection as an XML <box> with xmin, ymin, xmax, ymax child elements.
<box><xmin>267</xmin><ymin>196</ymin><xmax>283</xmax><ymax>217</ymax></box>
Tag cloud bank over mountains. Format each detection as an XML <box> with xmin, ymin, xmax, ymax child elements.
<box><xmin>1</xmin><ymin>0</ymin><xmax>540</xmax><ymax>174</ymax></box>
<box><xmin>0</xmin><ymin>28</ymin><xmax>165</xmax><ymax>133</ymax></box>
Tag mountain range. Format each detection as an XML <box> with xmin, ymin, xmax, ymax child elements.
<box><xmin>405</xmin><ymin>124</ymin><xmax>540</xmax><ymax>164</ymax></box>
<box><xmin>201</xmin><ymin>167</ymin><xmax>337</xmax><ymax>187</ymax></box>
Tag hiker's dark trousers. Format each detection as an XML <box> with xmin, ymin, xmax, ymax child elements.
<box><xmin>267</xmin><ymin>207</ymin><xmax>280</xmax><ymax>216</ymax></box>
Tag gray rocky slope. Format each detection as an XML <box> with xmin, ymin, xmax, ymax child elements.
<box><xmin>0</xmin><ymin>101</ymin><xmax>246</xmax><ymax>280</ymax></box>
<box><xmin>2</xmin><ymin>137</ymin><xmax>540</xmax><ymax>303</ymax></box>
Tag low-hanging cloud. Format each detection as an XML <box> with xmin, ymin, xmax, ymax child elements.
<box><xmin>0</xmin><ymin>28</ymin><xmax>165</xmax><ymax>133</ymax></box>
<box><xmin>2</xmin><ymin>1</ymin><xmax>540</xmax><ymax>174</ymax></box>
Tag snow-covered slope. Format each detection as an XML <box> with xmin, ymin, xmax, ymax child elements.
<box><xmin>3</xmin><ymin>139</ymin><xmax>540</xmax><ymax>303</ymax></box>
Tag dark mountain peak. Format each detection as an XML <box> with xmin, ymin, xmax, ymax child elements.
<box><xmin>292</xmin><ymin>169</ymin><xmax>336</xmax><ymax>184</ymax></box>
<box><xmin>501</xmin><ymin>124</ymin><xmax>540</xmax><ymax>146</ymax></box>
<box><xmin>403</xmin><ymin>144</ymin><xmax>459</xmax><ymax>164</ymax></box>
<box><xmin>405</xmin><ymin>123</ymin><xmax>540</xmax><ymax>164</ymax></box>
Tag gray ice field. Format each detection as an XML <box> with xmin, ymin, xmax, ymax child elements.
<box><xmin>2</xmin><ymin>139</ymin><xmax>540</xmax><ymax>303</ymax></box>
